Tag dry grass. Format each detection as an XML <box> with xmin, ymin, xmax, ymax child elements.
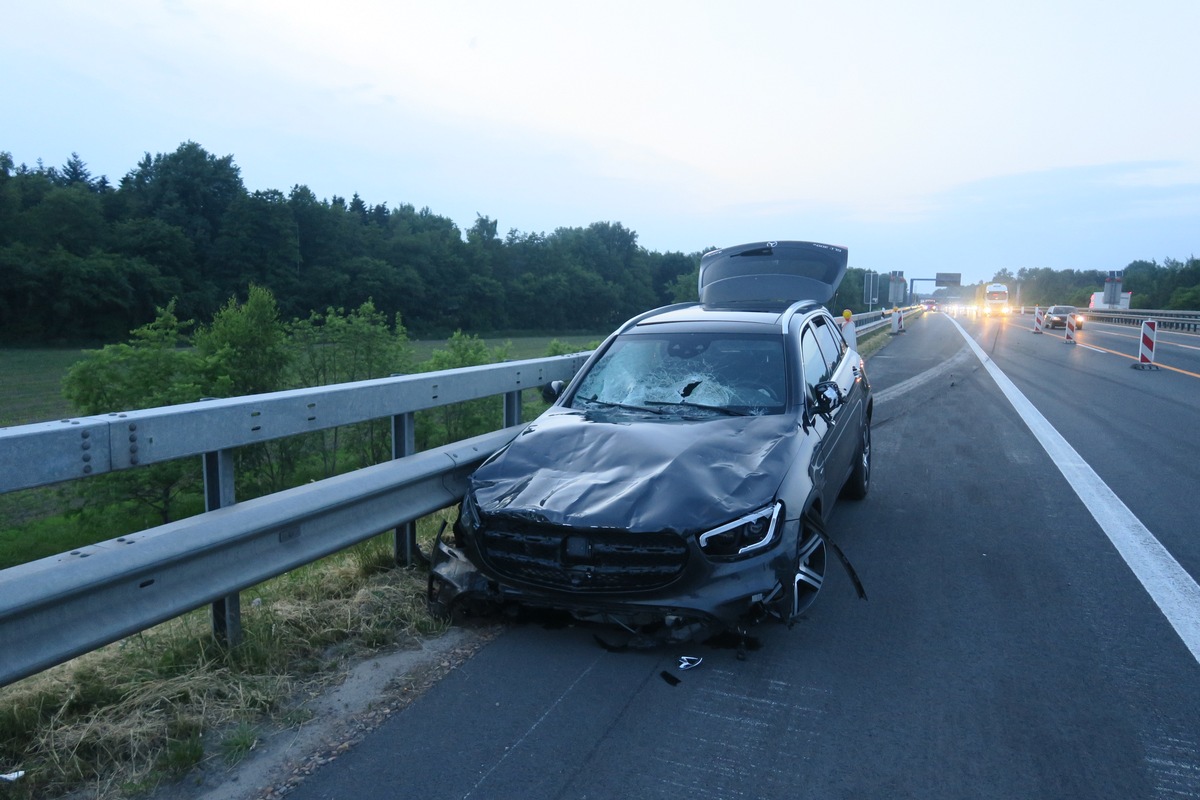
<box><xmin>0</xmin><ymin>510</ymin><xmax>458</xmax><ymax>799</ymax></box>
<box><xmin>857</xmin><ymin>324</ymin><xmax>892</xmax><ymax>361</ymax></box>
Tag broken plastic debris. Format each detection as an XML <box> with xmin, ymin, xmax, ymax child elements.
<box><xmin>1</xmin><ymin>771</ymin><xmax>25</xmax><ymax>782</ymax></box>
<box><xmin>678</xmin><ymin>656</ymin><xmax>703</xmax><ymax>670</ymax></box>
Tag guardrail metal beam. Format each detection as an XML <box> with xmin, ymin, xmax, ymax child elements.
<box><xmin>0</xmin><ymin>353</ymin><xmax>590</xmax><ymax>493</ymax></box>
<box><xmin>0</xmin><ymin>427</ymin><xmax>520</xmax><ymax>687</ymax></box>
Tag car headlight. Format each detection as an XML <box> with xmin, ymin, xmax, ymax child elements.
<box><xmin>458</xmin><ymin>490</ymin><xmax>482</xmax><ymax>536</ymax></box>
<box><xmin>698</xmin><ymin>502</ymin><xmax>782</xmax><ymax>558</ymax></box>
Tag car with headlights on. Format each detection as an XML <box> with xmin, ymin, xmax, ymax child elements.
<box><xmin>429</xmin><ymin>241</ymin><xmax>872</xmax><ymax>644</ymax></box>
<box><xmin>1044</xmin><ymin>305</ymin><xmax>1084</xmax><ymax>330</ymax></box>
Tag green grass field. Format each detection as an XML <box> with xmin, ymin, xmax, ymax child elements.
<box><xmin>0</xmin><ymin>348</ymin><xmax>92</xmax><ymax>427</ymax></box>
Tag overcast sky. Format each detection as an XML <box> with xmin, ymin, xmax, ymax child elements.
<box><xmin>4</xmin><ymin>0</ymin><xmax>1198</xmax><ymax>286</ymax></box>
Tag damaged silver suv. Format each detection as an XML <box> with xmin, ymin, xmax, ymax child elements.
<box><xmin>429</xmin><ymin>241</ymin><xmax>871</xmax><ymax>643</ymax></box>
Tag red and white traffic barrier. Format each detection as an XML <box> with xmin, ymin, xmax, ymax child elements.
<box><xmin>1032</xmin><ymin>306</ymin><xmax>1044</xmax><ymax>334</ymax></box>
<box><xmin>1064</xmin><ymin>314</ymin><xmax>1076</xmax><ymax>344</ymax></box>
<box><xmin>890</xmin><ymin>307</ymin><xmax>906</xmax><ymax>335</ymax></box>
<box><xmin>1132</xmin><ymin>319</ymin><xmax>1160</xmax><ymax>370</ymax></box>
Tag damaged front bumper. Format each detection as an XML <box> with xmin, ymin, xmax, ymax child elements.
<box><xmin>427</xmin><ymin>519</ymin><xmax>804</xmax><ymax>641</ymax></box>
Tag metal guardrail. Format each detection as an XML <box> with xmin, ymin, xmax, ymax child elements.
<box><xmin>0</xmin><ymin>428</ymin><xmax>517</xmax><ymax>686</ymax></box>
<box><xmin>850</xmin><ymin>306</ymin><xmax>921</xmax><ymax>338</ymax></box>
<box><xmin>0</xmin><ymin>354</ymin><xmax>591</xmax><ymax>494</ymax></box>
<box><xmin>1015</xmin><ymin>306</ymin><xmax>1200</xmax><ymax>333</ymax></box>
<box><xmin>852</xmin><ymin>309</ymin><xmax>888</xmax><ymax>336</ymax></box>
<box><xmin>1080</xmin><ymin>308</ymin><xmax>1200</xmax><ymax>332</ymax></box>
<box><xmin>0</xmin><ymin>353</ymin><xmax>591</xmax><ymax>687</ymax></box>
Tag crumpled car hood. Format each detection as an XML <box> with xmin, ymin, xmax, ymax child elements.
<box><xmin>469</xmin><ymin>408</ymin><xmax>801</xmax><ymax>534</ymax></box>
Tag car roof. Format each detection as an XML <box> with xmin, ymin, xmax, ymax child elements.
<box><xmin>638</xmin><ymin>304</ymin><xmax>787</xmax><ymax>328</ymax></box>
<box><xmin>625</xmin><ymin>300</ymin><xmax>829</xmax><ymax>336</ymax></box>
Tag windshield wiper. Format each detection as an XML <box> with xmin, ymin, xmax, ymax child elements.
<box><xmin>645</xmin><ymin>400</ymin><xmax>750</xmax><ymax>416</ymax></box>
<box><xmin>576</xmin><ymin>396</ymin><xmax>664</xmax><ymax>414</ymax></box>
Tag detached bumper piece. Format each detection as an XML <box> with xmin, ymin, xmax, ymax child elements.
<box><xmin>428</xmin><ymin>534</ymin><xmax>499</xmax><ymax>619</ymax></box>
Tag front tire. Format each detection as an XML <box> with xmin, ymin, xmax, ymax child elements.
<box><xmin>790</xmin><ymin>518</ymin><xmax>827</xmax><ymax>620</ymax></box>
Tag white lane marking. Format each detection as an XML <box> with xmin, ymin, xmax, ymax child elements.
<box><xmin>949</xmin><ymin>316</ymin><xmax>1200</xmax><ymax>666</ymax></box>
<box><xmin>873</xmin><ymin>345</ymin><xmax>975</xmax><ymax>403</ymax></box>
<box><xmin>463</xmin><ymin>656</ymin><xmax>601</xmax><ymax>799</ymax></box>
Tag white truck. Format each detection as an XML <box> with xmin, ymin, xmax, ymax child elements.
<box><xmin>982</xmin><ymin>283</ymin><xmax>1010</xmax><ymax>315</ymax></box>
<box><xmin>1089</xmin><ymin>291</ymin><xmax>1131</xmax><ymax>310</ymax></box>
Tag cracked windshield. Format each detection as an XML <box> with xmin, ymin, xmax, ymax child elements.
<box><xmin>572</xmin><ymin>333</ymin><xmax>787</xmax><ymax>415</ymax></box>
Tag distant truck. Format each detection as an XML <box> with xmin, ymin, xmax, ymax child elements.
<box><xmin>1089</xmin><ymin>291</ymin><xmax>1131</xmax><ymax>310</ymax></box>
<box><xmin>981</xmin><ymin>283</ymin><xmax>1010</xmax><ymax>315</ymax></box>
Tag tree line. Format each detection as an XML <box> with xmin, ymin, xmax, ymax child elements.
<box><xmin>2</xmin><ymin>141</ymin><xmax>1197</xmax><ymax>346</ymax></box>
<box><xmin>0</xmin><ymin>142</ymin><xmax>700</xmax><ymax>344</ymax></box>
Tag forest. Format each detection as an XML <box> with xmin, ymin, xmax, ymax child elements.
<box><xmin>2</xmin><ymin>141</ymin><xmax>1198</xmax><ymax>346</ymax></box>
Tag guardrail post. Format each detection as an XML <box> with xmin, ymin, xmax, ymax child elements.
<box><xmin>391</xmin><ymin>411</ymin><xmax>421</xmax><ymax>566</ymax></box>
<box><xmin>203</xmin><ymin>448</ymin><xmax>242</xmax><ymax>646</ymax></box>
<box><xmin>504</xmin><ymin>390</ymin><xmax>523</xmax><ymax>428</ymax></box>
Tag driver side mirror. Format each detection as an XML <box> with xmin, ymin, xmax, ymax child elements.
<box><xmin>541</xmin><ymin>380</ymin><xmax>566</xmax><ymax>403</ymax></box>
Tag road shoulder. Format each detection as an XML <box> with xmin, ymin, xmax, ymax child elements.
<box><xmin>146</xmin><ymin>626</ymin><xmax>495</xmax><ymax>800</ymax></box>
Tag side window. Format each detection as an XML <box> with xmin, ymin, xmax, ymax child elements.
<box><xmin>799</xmin><ymin>325</ymin><xmax>828</xmax><ymax>402</ymax></box>
<box><xmin>812</xmin><ymin>316</ymin><xmax>845</xmax><ymax>375</ymax></box>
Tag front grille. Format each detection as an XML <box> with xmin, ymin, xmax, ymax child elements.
<box><xmin>478</xmin><ymin>521</ymin><xmax>689</xmax><ymax>592</ymax></box>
